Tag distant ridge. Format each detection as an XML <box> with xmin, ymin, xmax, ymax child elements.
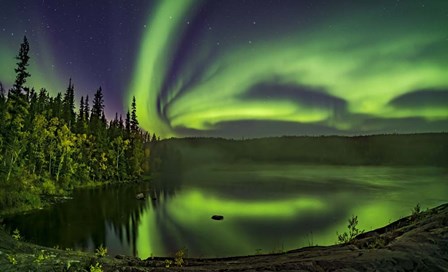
<box><xmin>165</xmin><ymin>132</ymin><xmax>448</xmax><ymax>141</ymax></box>
<box><xmin>151</xmin><ymin>133</ymin><xmax>448</xmax><ymax>167</ymax></box>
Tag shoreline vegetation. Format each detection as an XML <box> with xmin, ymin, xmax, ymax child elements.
<box><xmin>0</xmin><ymin>36</ymin><xmax>155</xmax><ymax>216</ymax></box>
<box><xmin>0</xmin><ymin>203</ymin><xmax>446</xmax><ymax>271</ymax></box>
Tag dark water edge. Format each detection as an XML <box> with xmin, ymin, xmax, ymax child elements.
<box><xmin>3</xmin><ymin>182</ymin><xmax>152</xmax><ymax>253</ymax></box>
<box><xmin>0</xmin><ymin>179</ymin><xmax>149</xmax><ymax>217</ymax></box>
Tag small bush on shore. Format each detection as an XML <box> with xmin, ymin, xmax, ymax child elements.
<box><xmin>95</xmin><ymin>244</ymin><xmax>108</xmax><ymax>257</ymax></box>
<box><xmin>337</xmin><ymin>215</ymin><xmax>364</xmax><ymax>244</ymax></box>
<box><xmin>42</xmin><ymin>178</ymin><xmax>57</xmax><ymax>195</ymax></box>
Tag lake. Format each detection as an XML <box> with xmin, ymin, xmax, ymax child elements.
<box><xmin>4</xmin><ymin>164</ymin><xmax>447</xmax><ymax>258</ymax></box>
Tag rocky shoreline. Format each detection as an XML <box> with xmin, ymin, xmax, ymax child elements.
<box><xmin>1</xmin><ymin>203</ymin><xmax>447</xmax><ymax>271</ymax></box>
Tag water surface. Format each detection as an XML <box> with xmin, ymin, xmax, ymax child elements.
<box><xmin>5</xmin><ymin>164</ymin><xmax>447</xmax><ymax>258</ymax></box>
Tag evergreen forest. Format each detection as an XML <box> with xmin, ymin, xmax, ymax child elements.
<box><xmin>0</xmin><ymin>37</ymin><xmax>154</xmax><ymax>213</ymax></box>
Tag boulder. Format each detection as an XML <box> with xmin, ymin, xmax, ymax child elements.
<box><xmin>211</xmin><ymin>215</ymin><xmax>224</xmax><ymax>220</ymax></box>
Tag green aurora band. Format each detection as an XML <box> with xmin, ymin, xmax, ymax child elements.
<box><xmin>130</xmin><ymin>1</ymin><xmax>448</xmax><ymax>138</ymax></box>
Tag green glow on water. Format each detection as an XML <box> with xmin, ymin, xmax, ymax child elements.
<box><xmin>169</xmin><ymin>189</ymin><xmax>325</xmax><ymax>219</ymax></box>
<box><xmin>4</xmin><ymin>165</ymin><xmax>447</xmax><ymax>258</ymax></box>
<box><xmin>130</xmin><ymin>165</ymin><xmax>447</xmax><ymax>257</ymax></box>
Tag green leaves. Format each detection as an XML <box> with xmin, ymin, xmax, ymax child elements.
<box><xmin>12</xmin><ymin>229</ymin><xmax>21</xmax><ymax>241</ymax></box>
<box><xmin>95</xmin><ymin>244</ymin><xmax>107</xmax><ymax>258</ymax></box>
<box><xmin>337</xmin><ymin>215</ymin><xmax>364</xmax><ymax>244</ymax></box>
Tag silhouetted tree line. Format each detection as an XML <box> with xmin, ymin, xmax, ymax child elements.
<box><xmin>0</xmin><ymin>36</ymin><xmax>157</xmax><ymax>211</ymax></box>
<box><xmin>162</xmin><ymin>133</ymin><xmax>448</xmax><ymax>167</ymax></box>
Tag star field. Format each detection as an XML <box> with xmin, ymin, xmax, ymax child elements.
<box><xmin>1</xmin><ymin>0</ymin><xmax>447</xmax><ymax>137</ymax></box>
<box><xmin>0</xmin><ymin>0</ymin><xmax>152</xmax><ymax>117</ymax></box>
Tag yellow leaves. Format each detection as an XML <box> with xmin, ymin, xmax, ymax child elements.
<box><xmin>32</xmin><ymin>114</ymin><xmax>47</xmax><ymax>129</ymax></box>
<box><xmin>100</xmin><ymin>152</ymin><xmax>108</xmax><ymax>170</ymax></box>
<box><xmin>61</xmin><ymin>139</ymin><xmax>72</xmax><ymax>147</ymax></box>
<box><xmin>110</xmin><ymin>136</ymin><xmax>130</xmax><ymax>155</ymax></box>
<box><xmin>49</xmin><ymin>117</ymin><xmax>60</xmax><ymax>128</ymax></box>
<box><xmin>101</xmin><ymin>152</ymin><xmax>108</xmax><ymax>162</ymax></box>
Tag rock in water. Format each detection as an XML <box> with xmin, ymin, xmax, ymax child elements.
<box><xmin>136</xmin><ymin>193</ymin><xmax>145</xmax><ymax>200</ymax></box>
<box><xmin>212</xmin><ymin>215</ymin><xmax>224</xmax><ymax>220</ymax></box>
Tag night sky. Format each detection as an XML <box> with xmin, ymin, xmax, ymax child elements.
<box><xmin>1</xmin><ymin>0</ymin><xmax>447</xmax><ymax>138</ymax></box>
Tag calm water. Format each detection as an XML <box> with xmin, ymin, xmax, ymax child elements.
<box><xmin>4</xmin><ymin>164</ymin><xmax>448</xmax><ymax>258</ymax></box>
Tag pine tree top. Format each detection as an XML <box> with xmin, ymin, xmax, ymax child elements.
<box><xmin>13</xmin><ymin>36</ymin><xmax>31</xmax><ymax>91</ymax></box>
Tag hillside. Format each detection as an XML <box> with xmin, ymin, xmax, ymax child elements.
<box><xmin>151</xmin><ymin>133</ymin><xmax>448</xmax><ymax>169</ymax></box>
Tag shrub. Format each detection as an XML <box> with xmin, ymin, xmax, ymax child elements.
<box><xmin>337</xmin><ymin>215</ymin><xmax>364</xmax><ymax>244</ymax></box>
<box><xmin>174</xmin><ymin>248</ymin><xmax>185</xmax><ymax>267</ymax></box>
<box><xmin>7</xmin><ymin>254</ymin><xmax>17</xmax><ymax>265</ymax></box>
<box><xmin>89</xmin><ymin>262</ymin><xmax>103</xmax><ymax>272</ymax></box>
<box><xmin>12</xmin><ymin>229</ymin><xmax>21</xmax><ymax>240</ymax></box>
<box><xmin>411</xmin><ymin>203</ymin><xmax>421</xmax><ymax>218</ymax></box>
<box><xmin>95</xmin><ymin>244</ymin><xmax>107</xmax><ymax>257</ymax></box>
<box><xmin>34</xmin><ymin>250</ymin><xmax>50</xmax><ymax>265</ymax></box>
<box><xmin>42</xmin><ymin>178</ymin><xmax>57</xmax><ymax>195</ymax></box>
<box><xmin>164</xmin><ymin>259</ymin><xmax>173</xmax><ymax>268</ymax></box>
<box><xmin>0</xmin><ymin>189</ymin><xmax>41</xmax><ymax>211</ymax></box>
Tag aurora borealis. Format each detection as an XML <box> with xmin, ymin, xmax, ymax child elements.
<box><xmin>1</xmin><ymin>0</ymin><xmax>448</xmax><ymax>138</ymax></box>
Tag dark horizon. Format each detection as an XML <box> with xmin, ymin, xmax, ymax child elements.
<box><xmin>161</xmin><ymin>131</ymin><xmax>448</xmax><ymax>141</ymax></box>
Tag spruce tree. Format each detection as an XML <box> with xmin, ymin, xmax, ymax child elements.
<box><xmin>0</xmin><ymin>82</ymin><xmax>5</xmax><ymax>101</ymax></box>
<box><xmin>0</xmin><ymin>83</ymin><xmax>5</xmax><ymax>140</ymax></box>
<box><xmin>37</xmin><ymin>88</ymin><xmax>49</xmax><ymax>115</ymax></box>
<box><xmin>119</xmin><ymin>114</ymin><xmax>124</xmax><ymax>130</ymax></box>
<box><xmin>0</xmin><ymin>82</ymin><xmax>5</xmax><ymax>116</ymax></box>
<box><xmin>125</xmin><ymin>110</ymin><xmax>131</xmax><ymax>136</ymax></box>
<box><xmin>101</xmin><ymin>111</ymin><xmax>107</xmax><ymax>127</ymax></box>
<box><xmin>79</xmin><ymin>96</ymin><xmax>85</xmax><ymax>122</ymax></box>
<box><xmin>91</xmin><ymin>87</ymin><xmax>104</xmax><ymax>120</ymax></box>
<box><xmin>77</xmin><ymin>96</ymin><xmax>85</xmax><ymax>133</ymax></box>
<box><xmin>130</xmin><ymin>96</ymin><xmax>139</xmax><ymax>133</ymax></box>
<box><xmin>4</xmin><ymin>36</ymin><xmax>32</xmax><ymax>182</ymax></box>
<box><xmin>25</xmin><ymin>88</ymin><xmax>37</xmax><ymax>130</ymax></box>
<box><xmin>8</xmin><ymin>36</ymin><xmax>31</xmax><ymax>122</ymax></box>
<box><xmin>151</xmin><ymin>133</ymin><xmax>158</xmax><ymax>143</ymax></box>
<box><xmin>62</xmin><ymin>78</ymin><xmax>76</xmax><ymax>128</ymax></box>
<box><xmin>13</xmin><ymin>36</ymin><xmax>31</xmax><ymax>91</ymax></box>
<box><xmin>84</xmin><ymin>95</ymin><xmax>90</xmax><ymax>124</ymax></box>
<box><xmin>52</xmin><ymin>93</ymin><xmax>63</xmax><ymax>119</ymax></box>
